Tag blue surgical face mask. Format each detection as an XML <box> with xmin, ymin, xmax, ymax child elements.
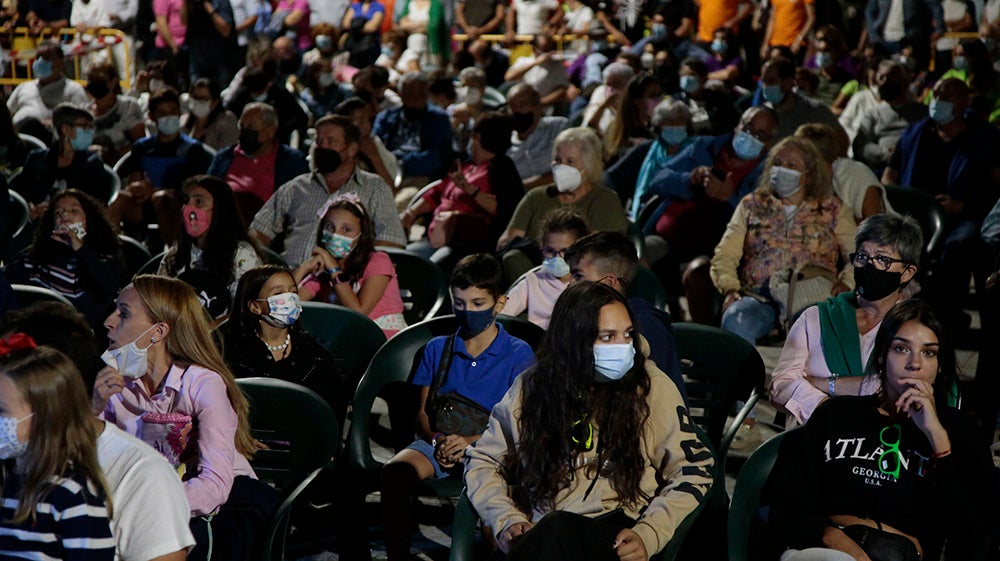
<box><xmin>542</xmin><ymin>256</ymin><xmax>570</xmax><ymax>278</ymax></box>
<box><xmin>660</xmin><ymin>125</ymin><xmax>688</xmax><ymax>146</ymax></box>
<box><xmin>70</xmin><ymin>127</ymin><xmax>94</xmax><ymax>151</ymax></box>
<box><xmin>762</xmin><ymin>83</ymin><xmax>785</xmax><ymax>104</ymax></box>
<box><xmin>679</xmin><ymin>74</ymin><xmax>700</xmax><ymax>94</ymax></box>
<box><xmin>593</xmin><ymin>343</ymin><xmax>635</xmax><ymax>383</ymax></box>
<box><xmin>929</xmin><ymin>98</ymin><xmax>955</xmax><ymax>125</ymax></box>
<box><xmin>157</xmin><ymin>115</ymin><xmax>181</xmax><ymax>136</ymax></box>
<box><xmin>711</xmin><ymin>39</ymin><xmax>727</xmax><ymax>54</ymax></box>
<box><xmin>650</xmin><ymin>22</ymin><xmax>667</xmax><ymax>41</ymax></box>
<box><xmin>732</xmin><ymin>129</ymin><xmax>764</xmax><ymax>160</ymax></box>
<box><xmin>32</xmin><ymin>58</ymin><xmax>53</xmax><ymax>80</ymax></box>
<box><xmin>953</xmin><ymin>55</ymin><xmax>969</xmax><ymax>71</ymax></box>
<box><xmin>454</xmin><ymin>307</ymin><xmax>496</xmax><ymax>339</ymax></box>
<box><xmin>814</xmin><ymin>51</ymin><xmax>833</xmax><ymax>68</ymax></box>
<box><xmin>315</xmin><ymin>34</ymin><xmax>333</xmax><ymax>50</ymax></box>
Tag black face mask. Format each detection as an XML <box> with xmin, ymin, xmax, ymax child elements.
<box><xmin>239</xmin><ymin>128</ymin><xmax>262</xmax><ymax>154</ymax></box>
<box><xmin>878</xmin><ymin>82</ymin><xmax>903</xmax><ymax>102</ymax></box>
<box><xmin>511</xmin><ymin>111</ymin><xmax>534</xmax><ymax>133</ymax></box>
<box><xmin>854</xmin><ymin>264</ymin><xmax>904</xmax><ymax>302</ymax></box>
<box><xmin>314</xmin><ymin>146</ymin><xmax>343</xmax><ymax>174</ymax></box>
<box><xmin>402</xmin><ymin>106</ymin><xmax>426</xmax><ymax>122</ymax></box>
<box><xmin>86</xmin><ymin>80</ymin><xmax>110</xmax><ymax>99</ymax></box>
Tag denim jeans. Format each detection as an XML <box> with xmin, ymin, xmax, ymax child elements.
<box><xmin>721</xmin><ymin>293</ymin><xmax>777</xmax><ymax>345</ymax></box>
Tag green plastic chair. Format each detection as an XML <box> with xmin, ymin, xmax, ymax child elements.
<box><xmin>136</xmin><ymin>251</ymin><xmax>165</xmax><ymax>277</ymax></box>
<box><xmin>672</xmin><ymin>323</ymin><xmax>766</xmax><ymax>464</ymax></box>
<box><xmin>237</xmin><ymin>377</ymin><xmax>341</xmax><ymax>561</ymax></box>
<box><xmin>299</xmin><ymin>302</ymin><xmax>387</xmax><ymax>418</ymax></box>
<box><xmin>727</xmin><ymin>429</ymin><xmax>798</xmax><ymax>561</ymax></box>
<box><xmin>627</xmin><ymin>219</ymin><xmax>646</xmax><ymax>259</ymax></box>
<box><xmin>343</xmin><ymin>315</ymin><xmax>544</xmax><ymax>498</ymax></box>
<box><xmin>118</xmin><ymin>235</ymin><xmax>152</xmax><ymax>281</ymax></box>
<box><xmin>378</xmin><ymin>246</ymin><xmax>449</xmax><ymax>324</ymax></box>
<box><xmin>449</xmin><ymin>424</ymin><xmax>720</xmax><ymax>561</ymax></box>
<box><xmin>0</xmin><ymin>191</ymin><xmax>29</xmax><ymax>252</ymax></box>
<box><xmin>884</xmin><ymin>185</ymin><xmax>945</xmax><ymax>258</ymax></box>
<box><xmin>627</xmin><ymin>266</ymin><xmax>668</xmax><ymax>310</ymax></box>
<box><xmin>12</xmin><ymin>284</ymin><xmax>74</xmax><ymax>308</ymax></box>
<box><xmin>259</xmin><ymin>246</ymin><xmax>288</xmax><ymax>267</ymax></box>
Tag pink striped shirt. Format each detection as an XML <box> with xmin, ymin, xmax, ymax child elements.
<box><xmin>103</xmin><ymin>364</ymin><xmax>255</xmax><ymax>517</ymax></box>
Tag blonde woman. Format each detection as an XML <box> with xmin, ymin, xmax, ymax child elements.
<box><xmin>710</xmin><ymin>136</ymin><xmax>857</xmax><ymax>344</ymax></box>
<box><xmin>93</xmin><ymin>275</ymin><xmax>269</xmax><ymax>557</ymax></box>
<box><xmin>0</xmin><ymin>340</ymin><xmax>115</xmax><ymax>559</ymax></box>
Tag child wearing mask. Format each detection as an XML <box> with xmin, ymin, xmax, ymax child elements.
<box><xmin>380</xmin><ymin>253</ymin><xmax>536</xmax><ymax>561</ymax></box>
<box><xmin>293</xmin><ymin>194</ymin><xmax>407</xmax><ymax>337</ymax></box>
<box><xmin>503</xmin><ymin>209</ymin><xmax>588</xmax><ymax>329</ymax></box>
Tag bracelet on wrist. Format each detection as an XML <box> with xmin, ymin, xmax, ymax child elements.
<box><xmin>431</xmin><ymin>432</ymin><xmax>446</xmax><ymax>447</ymax></box>
<box><xmin>828</xmin><ymin>374</ymin><xmax>838</xmax><ymax>397</ymax></box>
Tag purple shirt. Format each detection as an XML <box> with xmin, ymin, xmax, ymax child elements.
<box><xmin>103</xmin><ymin>364</ymin><xmax>256</xmax><ymax>517</ymax></box>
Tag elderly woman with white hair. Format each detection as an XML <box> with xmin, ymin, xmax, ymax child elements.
<box><xmin>583</xmin><ymin>62</ymin><xmax>635</xmax><ymax>136</ymax></box>
<box><xmin>627</xmin><ymin>99</ymin><xmax>694</xmax><ymax>219</ymax></box>
<box><xmin>497</xmin><ymin>127</ymin><xmax>628</xmax><ymax>251</ymax></box>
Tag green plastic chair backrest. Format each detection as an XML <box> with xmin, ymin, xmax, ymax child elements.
<box><xmin>344</xmin><ymin>315</ymin><xmax>544</xmax><ymax>477</ymax></box>
<box><xmin>238</xmin><ymin>377</ymin><xmax>340</xmax><ymax>493</ymax></box>
<box><xmin>672</xmin><ymin>323</ymin><xmax>765</xmax><ymax>450</ymax></box>
<box><xmin>136</xmin><ymin>251</ymin><xmax>165</xmax><ymax>277</ymax></box>
<box><xmin>627</xmin><ymin>219</ymin><xmax>645</xmax><ymax>259</ymax></box>
<box><xmin>299</xmin><ymin>301</ymin><xmax>387</xmax><ymax>391</ymax></box>
<box><xmin>118</xmin><ymin>235</ymin><xmax>152</xmax><ymax>281</ymax></box>
<box><xmin>884</xmin><ymin>185</ymin><xmax>944</xmax><ymax>258</ymax></box>
<box><xmin>12</xmin><ymin>284</ymin><xmax>74</xmax><ymax>308</ymax></box>
<box><xmin>378</xmin><ymin>247</ymin><xmax>448</xmax><ymax>324</ymax></box>
<box><xmin>449</xmin><ymin>423</ymin><xmax>719</xmax><ymax>561</ymax></box>
<box><xmin>727</xmin><ymin>429</ymin><xmax>798</xmax><ymax>561</ymax></box>
<box><xmin>259</xmin><ymin>246</ymin><xmax>288</xmax><ymax>267</ymax></box>
<box><xmin>626</xmin><ymin>266</ymin><xmax>668</xmax><ymax>310</ymax></box>
<box><xmin>2</xmin><ymin>191</ymin><xmax>29</xmax><ymax>248</ymax></box>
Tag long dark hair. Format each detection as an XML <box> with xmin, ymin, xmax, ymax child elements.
<box><xmin>225</xmin><ymin>265</ymin><xmax>301</xmax><ymax>341</ymax></box>
<box><xmin>315</xmin><ymin>197</ymin><xmax>375</xmax><ymax>284</ymax></box>
<box><xmin>165</xmin><ymin>175</ymin><xmax>259</xmax><ymax>288</ymax></box>
<box><xmin>500</xmin><ymin>282</ymin><xmax>651</xmax><ymax>514</ymax></box>
<box><xmin>604</xmin><ymin>73</ymin><xmax>658</xmax><ymax>158</ymax></box>
<box><xmin>872</xmin><ymin>299</ymin><xmax>957</xmax><ymax>407</ymax></box>
<box><xmin>30</xmin><ymin>190</ymin><xmax>121</xmax><ymax>263</ymax></box>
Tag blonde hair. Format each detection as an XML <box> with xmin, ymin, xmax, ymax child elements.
<box><xmin>553</xmin><ymin>127</ymin><xmax>605</xmax><ymax>188</ymax></box>
<box><xmin>0</xmin><ymin>346</ymin><xmax>112</xmax><ymax>524</ymax></box>
<box><xmin>757</xmin><ymin>136</ymin><xmax>833</xmax><ymax>202</ymax></box>
<box><xmin>130</xmin><ymin>275</ymin><xmax>255</xmax><ymax>458</ymax></box>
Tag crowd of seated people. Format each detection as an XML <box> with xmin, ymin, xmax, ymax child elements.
<box><xmin>2</xmin><ymin>0</ymin><xmax>1000</xmax><ymax>558</ymax></box>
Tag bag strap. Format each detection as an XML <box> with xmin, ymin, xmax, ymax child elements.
<box><xmin>426</xmin><ymin>334</ymin><xmax>457</xmax><ymax>412</ymax></box>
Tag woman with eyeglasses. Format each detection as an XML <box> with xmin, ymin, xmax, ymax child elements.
<box><xmin>769</xmin><ymin>299</ymin><xmax>994</xmax><ymax>561</ymax></box>
<box><xmin>465</xmin><ymin>281</ymin><xmax>714</xmax><ymax>561</ymax></box>
<box><xmin>769</xmin><ymin>214</ymin><xmax>923</xmax><ymax>428</ymax></box>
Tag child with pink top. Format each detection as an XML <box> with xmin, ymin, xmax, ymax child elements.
<box><xmin>294</xmin><ymin>194</ymin><xmax>407</xmax><ymax>337</ymax></box>
<box><xmin>503</xmin><ymin>209</ymin><xmax>588</xmax><ymax>329</ymax></box>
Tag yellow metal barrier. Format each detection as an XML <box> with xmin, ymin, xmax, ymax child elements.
<box><xmin>1</xmin><ymin>27</ymin><xmax>132</xmax><ymax>90</ymax></box>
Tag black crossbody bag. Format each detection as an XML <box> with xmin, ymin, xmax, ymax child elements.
<box><xmin>840</xmin><ymin>522</ymin><xmax>921</xmax><ymax>561</ymax></box>
<box><xmin>425</xmin><ymin>334</ymin><xmax>492</xmax><ymax>436</ymax></box>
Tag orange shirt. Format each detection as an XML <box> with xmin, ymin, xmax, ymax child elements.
<box><xmin>697</xmin><ymin>0</ymin><xmax>741</xmax><ymax>43</ymax></box>
<box><xmin>769</xmin><ymin>0</ymin><xmax>813</xmax><ymax>47</ymax></box>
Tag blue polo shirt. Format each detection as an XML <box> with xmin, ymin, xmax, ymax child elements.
<box><xmin>412</xmin><ymin>323</ymin><xmax>535</xmax><ymax>411</ymax></box>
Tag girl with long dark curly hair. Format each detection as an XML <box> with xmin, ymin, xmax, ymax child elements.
<box><xmin>4</xmin><ymin>189</ymin><xmax>123</xmax><ymax>331</ymax></box>
<box><xmin>465</xmin><ymin>281</ymin><xmax>715</xmax><ymax>561</ymax></box>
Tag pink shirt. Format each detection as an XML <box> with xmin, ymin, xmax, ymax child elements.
<box><xmin>276</xmin><ymin>0</ymin><xmax>311</xmax><ymax>50</ymax></box>
<box><xmin>422</xmin><ymin>162</ymin><xmax>493</xmax><ymax>239</ymax></box>
<box><xmin>224</xmin><ymin>146</ymin><xmax>278</xmax><ymax>219</ymax></box>
<box><xmin>503</xmin><ymin>268</ymin><xmax>567</xmax><ymax>329</ymax></box>
<box><xmin>103</xmin><ymin>364</ymin><xmax>255</xmax><ymax>517</ymax></box>
<box><xmin>153</xmin><ymin>0</ymin><xmax>186</xmax><ymax>48</ymax></box>
<box><xmin>302</xmin><ymin>251</ymin><xmax>406</xmax><ymax>336</ymax></box>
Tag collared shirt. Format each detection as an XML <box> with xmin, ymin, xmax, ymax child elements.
<box><xmin>411</xmin><ymin>323</ymin><xmax>535</xmax><ymax>411</ymax></box>
<box><xmin>507</xmin><ymin>116</ymin><xmax>568</xmax><ymax>180</ymax></box>
<box><xmin>250</xmin><ymin>167</ymin><xmax>406</xmax><ymax>267</ymax></box>
<box><xmin>103</xmin><ymin>363</ymin><xmax>256</xmax><ymax>517</ymax></box>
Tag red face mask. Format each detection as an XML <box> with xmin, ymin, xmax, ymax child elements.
<box><xmin>182</xmin><ymin>205</ymin><xmax>211</xmax><ymax>238</ymax></box>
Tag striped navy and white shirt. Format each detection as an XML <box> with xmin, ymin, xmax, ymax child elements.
<box><xmin>1</xmin><ymin>470</ymin><xmax>115</xmax><ymax>560</ymax></box>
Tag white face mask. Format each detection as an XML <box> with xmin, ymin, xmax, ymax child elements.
<box><xmin>65</xmin><ymin>221</ymin><xmax>86</xmax><ymax>239</ymax></box>
<box><xmin>0</xmin><ymin>413</ymin><xmax>33</xmax><ymax>460</ymax></box>
<box><xmin>769</xmin><ymin>166</ymin><xmax>803</xmax><ymax>198</ymax></box>
<box><xmin>593</xmin><ymin>343</ymin><xmax>635</xmax><ymax>382</ymax></box>
<box><xmin>101</xmin><ymin>324</ymin><xmax>158</xmax><ymax>379</ymax></box>
<box><xmin>189</xmin><ymin>99</ymin><xmax>213</xmax><ymax>119</ymax></box>
<box><xmin>542</xmin><ymin>256</ymin><xmax>570</xmax><ymax>278</ymax></box>
<box><xmin>318</xmin><ymin>73</ymin><xmax>335</xmax><ymax>88</ymax></box>
<box><xmin>260</xmin><ymin>292</ymin><xmax>302</xmax><ymax>328</ymax></box>
<box><xmin>552</xmin><ymin>164</ymin><xmax>583</xmax><ymax>193</ymax></box>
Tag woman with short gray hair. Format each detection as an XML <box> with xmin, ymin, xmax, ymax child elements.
<box><xmin>628</xmin><ymin>99</ymin><xmax>693</xmax><ymax>219</ymax></box>
<box><xmin>769</xmin><ymin>213</ymin><xmax>924</xmax><ymax>427</ymax></box>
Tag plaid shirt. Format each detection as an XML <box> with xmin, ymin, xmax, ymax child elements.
<box><xmin>250</xmin><ymin>168</ymin><xmax>406</xmax><ymax>267</ymax></box>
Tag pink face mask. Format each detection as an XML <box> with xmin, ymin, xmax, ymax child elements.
<box><xmin>182</xmin><ymin>205</ymin><xmax>211</xmax><ymax>238</ymax></box>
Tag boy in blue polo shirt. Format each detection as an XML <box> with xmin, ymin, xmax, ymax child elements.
<box><xmin>380</xmin><ymin>253</ymin><xmax>535</xmax><ymax>561</ymax></box>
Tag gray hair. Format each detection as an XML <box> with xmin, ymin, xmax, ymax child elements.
<box><xmin>650</xmin><ymin>99</ymin><xmax>692</xmax><ymax>129</ymax></box>
<box><xmin>855</xmin><ymin>213</ymin><xmax>924</xmax><ymax>266</ymax></box>
<box><xmin>553</xmin><ymin>127</ymin><xmax>604</xmax><ymax>187</ymax></box>
<box><xmin>738</xmin><ymin>104</ymin><xmax>779</xmax><ymax>129</ymax></box>
<box><xmin>602</xmin><ymin>62</ymin><xmax>635</xmax><ymax>85</ymax></box>
<box><xmin>398</xmin><ymin>71</ymin><xmax>429</xmax><ymax>93</ymax></box>
<box><xmin>243</xmin><ymin>102</ymin><xmax>279</xmax><ymax>129</ymax></box>
<box><xmin>459</xmin><ymin>67</ymin><xmax>486</xmax><ymax>89</ymax></box>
